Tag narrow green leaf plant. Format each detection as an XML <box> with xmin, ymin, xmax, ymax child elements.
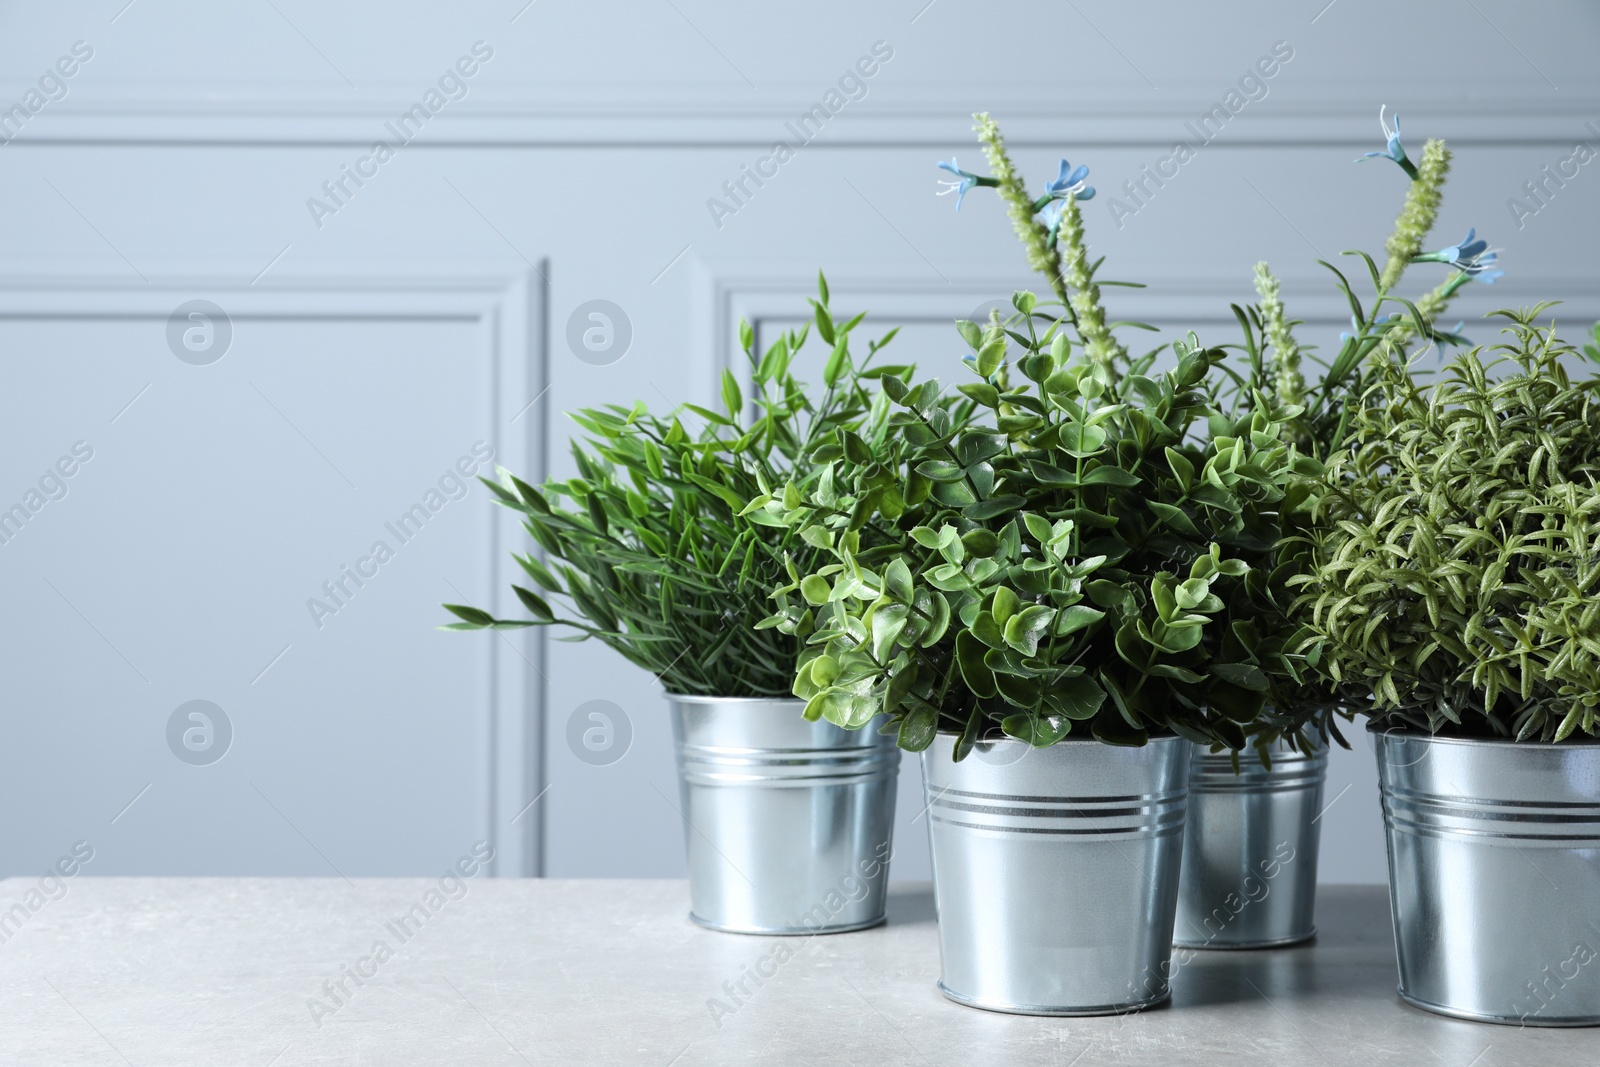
<box><xmin>1296</xmin><ymin>307</ymin><xmax>1600</xmax><ymax>743</ymax></box>
<box><xmin>442</xmin><ymin>276</ymin><xmax>907</xmax><ymax>698</ymax></box>
<box><xmin>1225</xmin><ymin>106</ymin><xmax>1508</xmax><ymax>746</ymax></box>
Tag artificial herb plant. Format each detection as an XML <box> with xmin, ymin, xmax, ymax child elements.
<box><xmin>1220</xmin><ymin>107</ymin><xmax>1506</xmax><ymax>742</ymax></box>
<box><xmin>752</xmin><ymin>114</ymin><xmax>1309</xmax><ymax>756</ymax></box>
<box><xmin>1296</xmin><ymin>308</ymin><xmax>1600</xmax><ymax>743</ymax></box>
<box><xmin>1230</xmin><ymin>107</ymin><xmax>1502</xmax><ymax>464</ymax></box>
<box><xmin>441</xmin><ymin>278</ymin><xmax>904</xmax><ymax>698</ymax></box>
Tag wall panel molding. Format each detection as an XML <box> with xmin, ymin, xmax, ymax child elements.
<box><xmin>7</xmin><ymin>87</ymin><xmax>1595</xmax><ymax>148</ymax></box>
<box><xmin>0</xmin><ymin>264</ymin><xmax>548</xmax><ymax>877</ymax></box>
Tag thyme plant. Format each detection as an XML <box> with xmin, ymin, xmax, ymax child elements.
<box><xmin>443</xmin><ymin>277</ymin><xmax>903</xmax><ymax>697</ymax></box>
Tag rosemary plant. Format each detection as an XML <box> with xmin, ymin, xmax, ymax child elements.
<box><xmin>1296</xmin><ymin>309</ymin><xmax>1600</xmax><ymax>742</ymax></box>
<box><xmin>1222</xmin><ymin>108</ymin><xmax>1506</xmax><ymax>747</ymax></box>
<box><xmin>442</xmin><ymin>277</ymin><xmax>903</xmax><ymax>698</ymax></box>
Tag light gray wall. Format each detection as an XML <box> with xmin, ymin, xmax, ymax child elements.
<box><xmin>1</xmin><ymin>0</ymin><xmax>1596</xmax><ymax>885</ymax></box>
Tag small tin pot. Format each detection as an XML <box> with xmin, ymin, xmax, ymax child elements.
<box><xmin>1174</xmin><ymin>738</ymin><xmax>1328</xmax><ymax>949</ymax></box>
<box><xmin>921</xmin><ymin>732</ymin><xmax>1190</xmax><ymax>1015</ymax></box>
<box><xmin>1372</xmin><ymin>723</ymin><xmax>1600</xmax><ymax>1026</ymax></box>
<box><xmin>668</xmin><ymin>694</ymin><xmax>899</xmax><ymax>935</ymax></box>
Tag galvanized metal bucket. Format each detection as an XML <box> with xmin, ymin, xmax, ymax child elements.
<box><xmin>668</xmin><ymin>695</ymin><xmax>899</xmax><ymax>935</ymax></box>
<box><xmin>1372</xmin><ymin>723</ymin><xmax>1600</xmax><ymax>1026</ymax></box>
<box><xmin>921</xmin><ymin>732</ymin><xmax>1190</xmax><ymax>1015</ymax></box>
<box><xmin>1175</xmin><ymin>738</ymin><xmax>1327</xmax><ymax>949</ymax></box>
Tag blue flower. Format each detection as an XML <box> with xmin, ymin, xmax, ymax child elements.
<box><xmin>1436</xmin><ymin>321</ymin><xmax>1470</xmax><ymax>349</ymax></box>
<box><xmin>1411</xmin><ymin>229</ymin><xmax>1504</xmax><ymax>282</ymax></box>
<box><xmin>936</xmin><ymin>157</ymin><xmax>981</xmax><ymax>209</ymax></box>
<box><xmin>1436</xmin><ymin>229</ymin><xmax>1503</xmax><ymax>282</ymax></box>
<box><xmin>1035</xmin><ymin>160</ymin><xmax>1095</xmax><ymax>239</ymax></box>
<box><xmin>1357</xmin><ymin>106</ymin><xmax>1408</xmax><ymax>169</ymax></box>
<box><xmin>1044</xmin><ymin>159</ymin><xmax>1095</xmax><ymax>202</ymax></box>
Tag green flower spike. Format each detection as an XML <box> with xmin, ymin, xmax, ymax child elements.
<box><xmin>972</xmin><ymin>113</ymin><xmax>1062</xmax><ymax>297</ymax></box>
<box><xmin>1253</xmin><ymin>262</ymin><xmax>1303</xmax><ymax>410</ymax></box>
<box><xmin>1379</xmin><ymin>138</ymin><xmax>1451</xmax><ymax>292</ymax></box>
<box><xmin>971</xmin><ymin>112</ymin><xmax>1124</xmax><ymax>379</ymax></box>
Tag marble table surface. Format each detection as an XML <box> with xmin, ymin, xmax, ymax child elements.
<box><xmin>0</xmin><ymin>878</ymin><xmax>1590</xmax><ymax>1065</ymax></box>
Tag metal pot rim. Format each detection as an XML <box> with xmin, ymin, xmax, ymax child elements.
<box><xmin>663</xmin><ymin>692</ymin><xmax>806</xmax><ymax>708</ymax></box>
<box><xmin>1365</xmin><ymin>720</ymin><xmax>1600</xmax><ymax>748</ymax></box>
<box><xmin>954</xmin><ymin>733</ymin><xmax>1187</xmax><ymax>749</ymax></box>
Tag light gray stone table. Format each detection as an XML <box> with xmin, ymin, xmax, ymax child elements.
<box><xmin>0</xmin><ymin>878</ymin><xmax>1590</xmax><ymax>1065</ymax></box>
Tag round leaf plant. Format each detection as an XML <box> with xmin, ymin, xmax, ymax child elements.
<box><xmin>755</xmin><ymin>307</ymin><xmax>1305</xmax><ymax>755</ymax></box>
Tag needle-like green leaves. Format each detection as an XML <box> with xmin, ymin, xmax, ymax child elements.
<box><xmin>1299</xmin><ymin>308</ymin><xmax>1600</xmax><ymax>742</ymax></box>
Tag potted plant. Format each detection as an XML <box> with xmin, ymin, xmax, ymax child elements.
<box><xmin>1176</xmin><ymin>108</ymin><xmax>1500</xmax><ymax>950</ymax></box>
<box><xmin>444</xmin><ymin>281</ymin><xmax>907</xmax><ymax>935</ymax></box>
<box><xmin>752</xmin><ymin>115</ymin><xmax>1302</xmax><ymax>1014</ymax></box>
<box><xmin>1297</xmin><ymin>306</ymin><xmax>1600</xmax><ymax>1026</ymax></box>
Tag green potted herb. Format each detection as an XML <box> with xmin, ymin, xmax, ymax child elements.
<box><xmin>752</xmin><ymin>115</ymin><xmax>1300</xmax><ymax>1014</ymax></box>
<box><xmin>1176</xmin><ymin>108</ymin><xmax>1498</xmax><ymax>951</ymax></box>
<box><xmin>1297</xmin><ymin>307</ymin><xmax>1600</xmax><ymax>1026</ymax></box>
<box><xmin>444</xmin><ymin>281</ymin><xmax>908</xmax><ymax>935</ymax></box>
